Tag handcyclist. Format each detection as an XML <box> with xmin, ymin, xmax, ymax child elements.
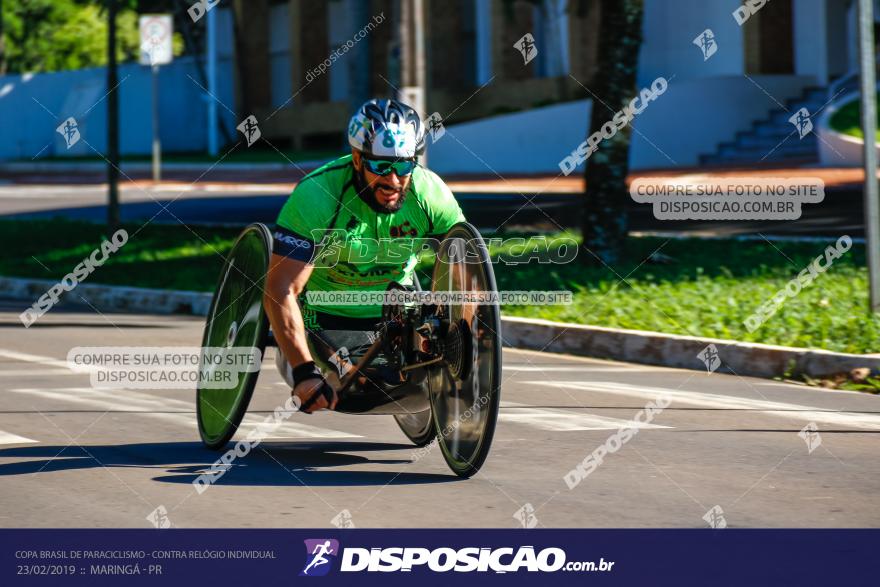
<box><xmin>263</xmin><ymin>99</ymin><xmax>465</xmax><ymax>414</ymax></box>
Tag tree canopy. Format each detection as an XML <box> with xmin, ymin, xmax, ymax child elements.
<box><xmin>1</xmin><ymin>0</ymin><xmax>184</xmax><ymax>74</ymax></box>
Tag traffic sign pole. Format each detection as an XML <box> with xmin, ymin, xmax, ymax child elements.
<box><xmin>207</xmin><ymin>6</ymin><xmax>218</xmax><ymax>156</ymax></box>
<box><xmin>859</xmin><ymin>0</ymin><xmax>880</xmax><ymax>312</ymax></box>
<box><xmin>139</xmin><ymin>14</ymin><xmax>173</xmax><ymax>185</ymax></box>
<box><xmin>152</xmin><ymin>63</ymin><xmax>161</xmax><ymax>183</ymax></box>
<box><xmin>107</xmin><ymin>0</ymin><xmax>120</xmax><ymax>232</ymax></box>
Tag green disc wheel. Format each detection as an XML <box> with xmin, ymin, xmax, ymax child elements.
<box><xmin>427</xmin><ymin>222</ymin><xmax>502</xmax><ymax>477</ymax></box>
<box><xmin>197</xmin><ymin>223</ymin><xmax>272</xmax><ymax>449</ymax></box>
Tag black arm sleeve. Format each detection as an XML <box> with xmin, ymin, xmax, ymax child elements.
<box><xmin>272</xmin><ymin>225</ymin><xmax>316</xmax><ymax>263</ymax></box>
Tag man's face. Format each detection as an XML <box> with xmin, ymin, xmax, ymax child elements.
<box><xmin>352</xmin><ymin>149</ymin><xmax>413</xmax><ymax>213</ymax></box>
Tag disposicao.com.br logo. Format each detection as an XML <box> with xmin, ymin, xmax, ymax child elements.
<box><xmin>303</xmin><ymin>543</ymin><xmax>614</xmax><ymax>574</ymax></box>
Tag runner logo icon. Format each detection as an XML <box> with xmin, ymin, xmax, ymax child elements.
<box><xmin>301</xmin><ymin>539</ymin><xmax>340</xmax><ymax>576</ymax></box>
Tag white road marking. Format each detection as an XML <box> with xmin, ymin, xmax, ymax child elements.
<box><xmin>528</xmin><ymin>380</ymin><xmax>880</xmax><ymax>430</ymax></box>
<box><xmin>0</xmin><ymin>430</ymin><xmax>38</xmax><ymax>445</ymax></box>
<box><xmin>0</xmin><ymin>350</ymin><xmax>359</xmax><ymax>439</ymax></box>
<box><xmin>238</xmin><ymin>414</ymin><xmax>359</xmax><ymax>440</ymax></box>
<box><xmin>0</xmin><ymin>369</ymin><xmax>72</xmax><ymax>377</ymax></box>
<box><xmin>499</xmin><ymin>401</ymin><xmax>670</xmax><ymax>432</ymax></box>
<box><xmin>7</xmin><ymin>387</ymin><xmax>359</xmax><ymax>439</ymax></box>
<box><xmin>0</xmin><ymin>349</ymin><xmax>71</xmax><ymax>370</ymax></box>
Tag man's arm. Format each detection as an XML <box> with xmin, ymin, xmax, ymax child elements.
<box><xmin>268</xmin><ymin>165</ymin><xmax>344</xmax><ymax>411</ymax></box>
<box><xmin>264</xmin><ymin>253</ymin><xmax>313</xmax><ymax>368</ymax></box>
<box><xmin>263</xmin><ymin>254</ymin><xmax>336</xmax><ymax>412</ymax></box>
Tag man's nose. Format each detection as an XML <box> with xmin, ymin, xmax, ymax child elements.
<box><xmin>386</xmin><ymin>172</ymin><xmax>402</xmax><ymax>185</ymax></box>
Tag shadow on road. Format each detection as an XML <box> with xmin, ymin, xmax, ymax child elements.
<box><xmin>0</xmin><ymin>441</ymin><xmax>458</xmax><ymax>486</ymax></box>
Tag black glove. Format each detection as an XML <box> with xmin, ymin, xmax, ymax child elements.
<box><xmin>292</xmin><ymin>361</ymin><xmax>335</xmax><ymax>413</ymax></box>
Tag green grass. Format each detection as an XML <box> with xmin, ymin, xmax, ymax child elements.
<box><xmin>0</xmin><ymin>219</ymin><xmax>240</xmax><ymax>292</ymax></box>
<box><xmin>829</xmin><ymin>94</ymin><xmax>880</xmax><ymax>141</ymax></box>
<box><xmin>488</xmin><ymin>233</ymin><xmax>880</xmax><ymax>354</ymax></box>
<box><xmin>3</xmin><ymin>219</ymin><xmax>879</xmax><ymax>354</ymax></box>
<box><xmin>838</xmin><ymin>376</ymin><xmax>880</xmax><ymax>393</ymax></box>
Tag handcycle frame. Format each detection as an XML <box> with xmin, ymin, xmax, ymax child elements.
<box><xmin>196</xmin><ymin>221</ymin><xmax>501</xmax><ymax>477</ymax></box>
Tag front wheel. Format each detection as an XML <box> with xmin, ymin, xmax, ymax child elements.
<box><xmin>427</xmin><ymin>222</ymin><xmax>501</xmax><ymax>477</ymax></box>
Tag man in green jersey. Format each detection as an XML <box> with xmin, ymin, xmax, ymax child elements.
<box><xmin>264</xmin><ymin>99</ymin><xmax>465</xmax><ymax>413</ymax></box>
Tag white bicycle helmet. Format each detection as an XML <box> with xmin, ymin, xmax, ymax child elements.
<box><xmin>347</xmin><ymin>99</ymin><xmax>426</xmax><ymax>158</ymax></box>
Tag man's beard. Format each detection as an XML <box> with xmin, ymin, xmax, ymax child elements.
<box><xmin>354</xmin><ymin>167</ymin><xmax>407</xmax><ymax>214</ymax></box>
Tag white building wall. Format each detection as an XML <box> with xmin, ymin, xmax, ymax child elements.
<box><xmin>0</xmin><ymin>54</ymin><xmax>236</xmax><ymax>161</ymax></box>
<box><xmin>428</xmin><ymin>74</ymin><xmax>815</xmax><ymax>174</ymax></box>
<box><xmin>428</xmin><ymin>100</ymin><xmax>591</xmax><ymax>175</ymax></box>
<box><xmin>327</xmin><ymin>0</ymin><xmax>359</xmax><ymax>103</ymax></box>
<box><xmin>269</xmin><ymin>2</ymin><xmax>292</xmax><ymax>108</ymax></box>
<box><xmin>638</xmin><ymin>0</ymin><xmax>745</xmax><ymax>86</ymax></box>
<box><xmin>475</xmin><ymin>0</ymin><xmax>492</xmax><ymax>84</ymax></box>
<box><xmin>0</xmin><ymin>9</ymin><xmax>237</xmax><ymax>161</ymax></box>
<box><xmin>430</xmin><ymin>0</ymin><xmax>827</xmax><ymax>173</ymax></box>
<box><xmin>794</xmin><ymin>0</ymin><xmax>830</xmax><ymax>84</ymax></box>
<box><xmin>533</xmin><ymin>0</ymin><xmax>569</xmax><ymax>78</ymax></box>
<box><xmin>630</xmin><ymin>75</ymin><xmax>816</xmax><ymax>169</ymax></box>
<box><xmin>825</xmin><ymin>0</ymin><xmax>850</xmax><ymax>79</ymax></box>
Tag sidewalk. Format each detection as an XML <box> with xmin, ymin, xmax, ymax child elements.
<box><xmin>0</xmin><ymin>161</ymin><xmax>869</xmax><ymax>194</ymax></box>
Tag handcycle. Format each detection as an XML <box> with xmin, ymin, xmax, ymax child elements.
<box><xmin>194</xmin><ymin>221</ymin><xmax>501</xmax><ymax>477</ymax></box>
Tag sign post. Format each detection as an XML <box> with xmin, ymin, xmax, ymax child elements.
<box><xmin>399</xmin><ymin>0</ymin><xmax>427</xmax><ymax>166</ymax></box>
<box><xmin>107</xmin><ymin>0</ymin><xmax>119</xmax><ymax>232</ymax></box>
<box><xmin>206</xmin><ymin>6</ymin><xmax>219</xmax><ymax>156</ymax></box>
<box><xmin>858</xmin><ymin>0</ymin><xmax>880</xmax><ymax>313</ymax></box>
<box><xmin>139</xmin><ymin>15</ymin><xmax>173</xmax><ymax>183</ymax></box>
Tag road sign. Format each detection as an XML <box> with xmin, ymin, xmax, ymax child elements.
<box><xmin>139</xmin><ymin>14</ymin><xmax>173</xmax><ymax>182</ymax></box>
<box><xmin>139</xmin><ymin>15</ymin><xmax>173</xmax><ymax>66</ymax></box>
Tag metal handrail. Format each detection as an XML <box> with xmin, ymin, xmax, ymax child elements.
<box><xmin>828</xmin><ymin>57</ymin><xmax>880</xmax><ymax>102</ymax></box>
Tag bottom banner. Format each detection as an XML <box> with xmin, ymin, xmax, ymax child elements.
<box><xmin>1</xmin><ymin>529</ymin><xmax>875</xmax><ymax>586</ymax></box>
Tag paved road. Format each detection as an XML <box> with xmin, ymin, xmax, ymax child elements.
<box><xmin>0</xmin><ymin>183</ymin><xmax>864</xmax><ymax>237</ymax></box>
<box><xmin>0</xmin><ymin>300</ymin><xmax>878</xmax><ymax>528</ymax></box>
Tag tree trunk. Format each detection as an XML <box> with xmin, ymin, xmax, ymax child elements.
<box><xmin>0</xmin><ymin>0</ymin><xmax>6</xmax><ymax>76</ymax></box>
<box><xmin>581</xmin><ymin>0</ymin><xmax>643</xmax><ymax>265</ymax></box>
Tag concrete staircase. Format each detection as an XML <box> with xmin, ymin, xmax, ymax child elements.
<box><xmin>700</xmin><ymin>85</ymin><xmax>827</xmax><ymax>166</ymax></box>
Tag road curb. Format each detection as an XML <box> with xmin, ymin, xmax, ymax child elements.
<box><xmin>0</xmin><ymin>277</ymin><xmax>212</xmax><ymax>319</ymax></box>
<box><xmin>501</xmin><ymin>316</ymin><xmax>880</xmax><ymax>379</ymax></box>
<box><xmin>2</xmin><ymin>277</ymin><xmax>877</xmax><ymax>379</ymax></box>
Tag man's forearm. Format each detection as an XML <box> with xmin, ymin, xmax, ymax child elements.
<box><xmin>264</xmin><ymin>291</ymin><xmax>313</xmax><ymax>369</ymax></box>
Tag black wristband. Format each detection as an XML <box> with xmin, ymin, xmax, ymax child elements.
<box><xmin>292</xmin><ymin>361</ymin><xmax>323</xmax><ymax>386</ymax></box>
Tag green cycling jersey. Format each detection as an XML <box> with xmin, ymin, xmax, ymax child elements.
<box><xmin>273</xmin><ymin>154</ymin><xmax>465</xmax><ymax>320</ymax></box>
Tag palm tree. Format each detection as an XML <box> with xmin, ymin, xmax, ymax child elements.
<box><xmin>581</xmin><ymin>0</ymin><xmax>644</xmax><ymax>265</ymax></box>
